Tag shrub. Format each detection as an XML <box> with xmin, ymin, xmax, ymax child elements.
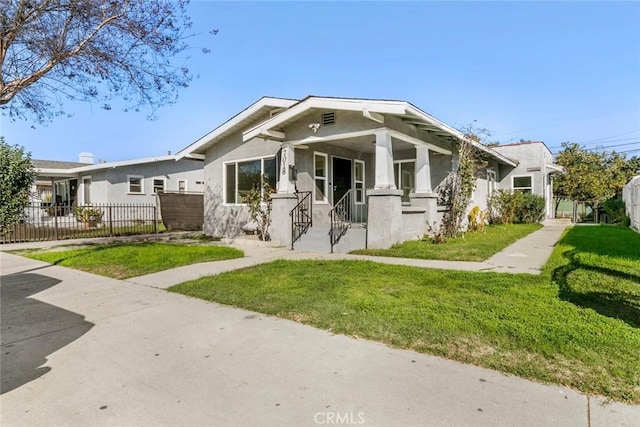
<box><xmin>488</xmin><ymin>190</ymin><xmax>545</xmax><ymax>224</ymax></box>
<box><xmin>242</xmin><ymin>183</ymin><xmax>273</xmax><ymax>241</ymax></box>
<box><xmin>601</xmin><ymin>199</ymin><xmax>628</xmax><ymax>225</ymax></box>
<box><xmin>73</xmin><ymin>206</ymin><xmax>104</xmax><ymax>223</ymax></box>
<box><xmin>467</xmin><ymin>205</ymin><xmax>488</xmax><ymax>232</ymax></box>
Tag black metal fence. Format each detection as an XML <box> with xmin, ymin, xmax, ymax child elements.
<box><xmin>1</xmin><ymin>202</ymin><xmax>158</xmax><ymax>244</ymax></box>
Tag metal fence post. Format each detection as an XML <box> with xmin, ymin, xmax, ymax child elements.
<box><xmin>153</xmin><ymin>205</ymin><xmax>158</xmax><ymax>235</ymax></box>
<box><xmin>109</xmin><ymin>205</ymin><xmax>113</xmax><ymax>237</ymax></box>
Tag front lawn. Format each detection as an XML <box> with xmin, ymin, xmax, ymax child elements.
<box><xmin>169</xmin><ymin>225</ymin><xmax>640</xmax><ymax>403</ymax></box>
<box><xmin>17</xmin><ymin>242</ymin><xmax>244</xmax><ymax>279</ymax></box>
<box><xmin>350</xmin><ymin>223</ymin><xmax>542</xmax><ymax>261</ymax></box>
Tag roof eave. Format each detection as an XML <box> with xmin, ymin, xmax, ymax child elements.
<box><xmin>175</xmin><ymin>97</ymin><xmax>298</xmax><ymax>159</ymax></box>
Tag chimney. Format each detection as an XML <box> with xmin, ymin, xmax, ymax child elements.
<box><xmin>79</xmin><ymin>152</ymin><xmax>95</xmax><ymax>164</ymax></box>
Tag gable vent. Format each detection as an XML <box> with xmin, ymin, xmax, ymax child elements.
<box><xmin>322</xmin><ymin>112</ymin><xmax>335</xmax><ymax>126</ymax></box>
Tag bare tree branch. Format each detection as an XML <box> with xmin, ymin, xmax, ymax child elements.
<box><xmin>0</xmin><ymin>0</ymin><xmax>198</xmax><ymax>123</ymax></box>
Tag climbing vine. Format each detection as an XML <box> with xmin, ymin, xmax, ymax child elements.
<box><xmin>434</xmin><ymin>139</ymin><xmax>480</xmax><ymax>239</ymax></box>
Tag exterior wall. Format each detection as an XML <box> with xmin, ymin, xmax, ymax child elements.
<box><xmin>492</xmin><ymin>143</ymin><xmax>553</xmax><ymax>198</ymax></box>
<box><xmin>203</xmin><ymin>125</ymin><xmax>282</xmax><ymax>237</ymax></box>
<box><xmin>82</xmin><ymin>159</ymin><xmax>204</xmax><ymax>205</ymax></box>
<box><xmin>623</xmin><ymin>175</ymin><xmax>640</xmax><ymax>232</ymax></box>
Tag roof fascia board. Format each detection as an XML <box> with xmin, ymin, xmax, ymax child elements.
<box><xmin>243</xmin><ymin>98</ymin><xmax>407</xmax><ymax>142</ymax></box>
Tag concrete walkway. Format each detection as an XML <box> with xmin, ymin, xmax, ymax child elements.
<box><xmin>5</xmin><ymin>218</ymin><xmax>638</xmax><ymax>425</ymax></box>
<box><xmin>1</xmin><ymin>250</ymin><xmax>638</xmax><ymax>426</ymax></box>
<box><xmin>126</xmin><ymin>219</ymin><xmax>571</xmax><ymax>289</ymax></box>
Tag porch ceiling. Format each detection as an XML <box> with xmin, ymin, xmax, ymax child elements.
<box><xmin>315</xmin><ymin>134</ymin><xmax>415</xmax><ymax>155</ymax></box>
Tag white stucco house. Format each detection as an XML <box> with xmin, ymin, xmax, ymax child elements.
<box><xmin>176</xmin><ymin>96</ymin><xmax>561</xmax><ymax>250</ymax></box>
<box><xmin>32</xmin><ymin>153</ymin><xmax>204</xmax><ymax>207</ymax></box>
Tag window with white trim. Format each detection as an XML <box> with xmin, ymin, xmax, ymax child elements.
<box><xmin>513</xmin><ymin>175</ymin><xmax>533</xmax><ymax>193</ymax></box>
<box><xmin>152</xmin><ymin>178</ymin><xmax>165</xmax><ymax>194</ymax></box>
<box><xmin>487</xmin><ymin>169</ymin><xmax>497</xmax><ymax>196</ymax></box>
<box><xmin>178</xmin><ymin>180</ymin><xmax>187</xmax><ymax>193</ymax></box>
<box><xmin>354</xmin><ymin>160</ymin><xmax>365</xmax><ymax>204</ymax></box>
<box><xmin>314</xmin><ymin>152</ymin><xmax>328</xmax><ymax>203</ymax></box>
<box><xmin>128</xmin><ymin>175</ymin><xmax>144</xmax><ymax>194</ymax></box>
<box><xmin>225</xmin><ymin>157</ymin><xmax>276</xmax><ymax>204</ymax></box>
<box><xmin>394</xmin><ymin>161</ymin><xmax>415</xmax><ymax>204</ymax></box>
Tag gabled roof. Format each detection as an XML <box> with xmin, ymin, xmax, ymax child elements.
<box><xmin>175</xmin><ymin>96</ymin><xmax>298</xmax><ymax>159</ymax></box>
<box><xmin>493</xmin><ymin>140</ymin><xmax>554</xmax><ymax>156</ymax></box>
<box><xmin>241</xmin><ymin>96</ymin><xmax>517</xmax><ymax>167</ymax></box>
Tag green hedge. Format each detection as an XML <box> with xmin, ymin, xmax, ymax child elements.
<box><xmin>488</xmin><ymin>190</ymin><xmax>546</xmax><ymax>224</ymax></box>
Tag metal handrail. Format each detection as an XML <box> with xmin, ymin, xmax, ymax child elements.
<box><xmin>328</xmin><ymin>189</ymin><xmax>368</xmax><ymax>253</ymax></box>
<box><xmin>289</xmin><ymin>191</ymin><xmax>312</xmax><ymax>249</ymax></box>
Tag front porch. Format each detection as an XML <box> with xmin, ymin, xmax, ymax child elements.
<box><xmin>266</xmin><ymin>128</ymin><xmax>453</xmax><ymax>251</ymax></box>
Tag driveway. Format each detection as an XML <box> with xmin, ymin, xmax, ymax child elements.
<box><xmin>1</xmin><ymin>251</ymin><xmax>638</xmax><ymax>426</ymax></box>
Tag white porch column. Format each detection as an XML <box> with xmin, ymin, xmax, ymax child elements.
<box><xmin>276</xmin><ymin>143</ymin><xmax>296</xmax><ymax>194</ymax></box>
<box><xmin>374</xmin><ymin>130</ymin><xmax>396</xmax><ymax>190</ymax></box>
<box><xmin>414</xmin><ymin>146</ymin><xmax>432</xmax><ymax>193</ymax></box>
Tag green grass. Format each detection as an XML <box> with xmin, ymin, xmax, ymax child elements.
<box><xmin>17</xmin><ymin>242</ymin><xmax>244</xmax><ymax>279</ymax></box>
<box><xmin>170</xmin><ymin>225</ymin><xmax>640</xmax><ymax>403</ymax></box>
<box><xmin>351</xmin><ymin>223</ymin><xmax>543</xmax><ymax>261</ymax></box>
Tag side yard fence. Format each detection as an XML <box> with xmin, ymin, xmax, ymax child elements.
<box><xmin>1</xmin><ymin>203</ymin><xmax>158</xmax><ymax>244</ymax></box>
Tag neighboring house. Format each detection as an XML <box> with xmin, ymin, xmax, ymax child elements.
<box><xmin>31</xmin><ymin>153</ymin><xmax>204</xmax><ymax>207</ymax></box>
<box><xmin>623</xmin><ymin>175</ymin><xmax>640</xmax><ymax>231</ymax></box>
<box><xmin>176</xmin><ymin>95</ymin><xmax>561</xmax><ymax>249</ymax></box>
<box><xmin>491</xmin><ymin>141</ymin><xmax>564</xmax><ymax>218</ymax></box>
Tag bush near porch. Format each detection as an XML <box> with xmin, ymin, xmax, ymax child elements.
<box><xmin>351</xmin><ymin>223</ymin><xmax>542</xmax><ymax>261</ymax></box>
<box><xmin>169</xmin><ymin>225</ymin><xmax>640</xmax><ymax>403</ymax></box>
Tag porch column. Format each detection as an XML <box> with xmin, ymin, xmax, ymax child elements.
<box><xmin>411</xmin><ymin>146</ymin><xmax>438</xmax><ymax>230</ymax></box>
<box><xmin>414</xmin><ymin>146</ymin><xmax>432</xmax><ymax>193</ymax></box>
<box><xmin>374</xmin><ymin>130</ymin><xmax>396</xmax><ymax>190</ymax></box>
<box><xmin>272</xmin><ymin>143</ymin><xmax>298</xmax><ymax>247</ymax></box>
<box><xmin>276</xmin><ymin>143</ymin><xmax>296</xmax><ymax>194</ymax></box>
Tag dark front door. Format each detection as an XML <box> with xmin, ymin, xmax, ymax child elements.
<box><xmin>332</xmin><ymin>157</ymin><xmax>352</xmax><ymax>204</ymax></box>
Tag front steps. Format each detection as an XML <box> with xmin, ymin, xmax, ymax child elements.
<box><xmin>293</xmin><ymin>225</ymin><xmax>367</xmax><ymax>253</ymax></box>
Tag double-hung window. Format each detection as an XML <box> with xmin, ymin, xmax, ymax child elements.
<box><xmin>225</xmin><ymin>157</ymin><xmax>276</xmax><ymax>204</ymax></box>
<box><xmin>314</xmin><ymin>152</ymin><xmax>328</xmax><ymax>203</ymax></box>
<box><xmin>152</xmin><ymin>179</ymin><xmax>165</xmax><ymax>194</ymax></box>
<box><xmin>513</xmin><ymin>175</ymin><xmax>533</xmax><ymax>193</ymax></box>
<box><xmin>128</xmin><ymin>175</ymin><xmax>143</xmax><ymax>194</ymax></box>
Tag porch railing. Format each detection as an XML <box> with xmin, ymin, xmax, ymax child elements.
<box><xmin>290</xmin><ymin>191</ymin><xmax>312</xmax><ymax>250</ymax></box>
<box><xmin>328</xmin><ymin>189</ymin><xmax>368</xmax><ymax>253</ymax></box>
<box><xmin>1</xmin><ymin>202</ymin><xmax>158</xmax><ymax>244</ymax></box>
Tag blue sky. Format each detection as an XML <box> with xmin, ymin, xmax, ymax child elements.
<box><xmin>1</xmin><ymin>1</ymin><xmax>639</xmax><ymax>162</ymax></box>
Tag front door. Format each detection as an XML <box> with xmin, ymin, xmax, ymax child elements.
<box><xmin>332</xmin><ymin>157</ymin><xmax>352</xmax><ymax>204</ymax></box>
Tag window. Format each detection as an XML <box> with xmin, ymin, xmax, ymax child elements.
<box><xmin>128</xmin><ymin>175</ymin><xmax>143</xmax><ymax>194</ymax></box>
<box><xmin>178</xmin><ymin>180</ymin><xmax>187</xmax><ymax>193</ymax></box>
<box><xmin>487</xmin><ymin>169</ymin><xmax>497</xmax><ymax>196</ymax></box>
<box><xmin>153</xmin><ymin>179</ymin><xmax>165</xmax><ymax>194</ymax></box>
<box><xmin>354</xmin><ymin>160</ymin><xmax>365</xmax><ymax>204</ymax></box>
<box><xmin>314</xmin><ymin>152</ymin><xmax>328</xmax><ymax>203</ymax></box>
<box><xmin>224</xmin><ymin>157</ymin><xmax>276</xmax><ymax>204</ymax></box>
<box><xmin>513</xmin><ymin>175</ymin><xmax>533</xmax><ymax>193</ymax></box>
<box><xmin>394</xmin><ymin>161</ymin><xmax>415</xmax><ymax>204</ymax></box>
<box><xmin>82</xmin><ymin>176</ymin><xmax>91</xmax><ymax>204</ymax></box>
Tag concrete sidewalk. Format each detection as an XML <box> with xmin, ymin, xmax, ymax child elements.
<box><xmin>127</xmin><ymin>220</ymin><xmax>571</xmax><ymax>289</ymax></box>
<box><xmin>1</xmin><ymin>251</ymin><xmax>638</xmax><ymax>426</ymax></box>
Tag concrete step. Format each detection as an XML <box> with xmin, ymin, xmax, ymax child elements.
<box><xmin>293</xmin><ymin>225</ymin><xmax>367</xmax><ymax>253</ymax></box>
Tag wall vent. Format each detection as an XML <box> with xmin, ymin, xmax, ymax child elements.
<box><xmin>322</xmin><ymin>111</ymin><xmax>335</xmax><ymax>126</ymax></box>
